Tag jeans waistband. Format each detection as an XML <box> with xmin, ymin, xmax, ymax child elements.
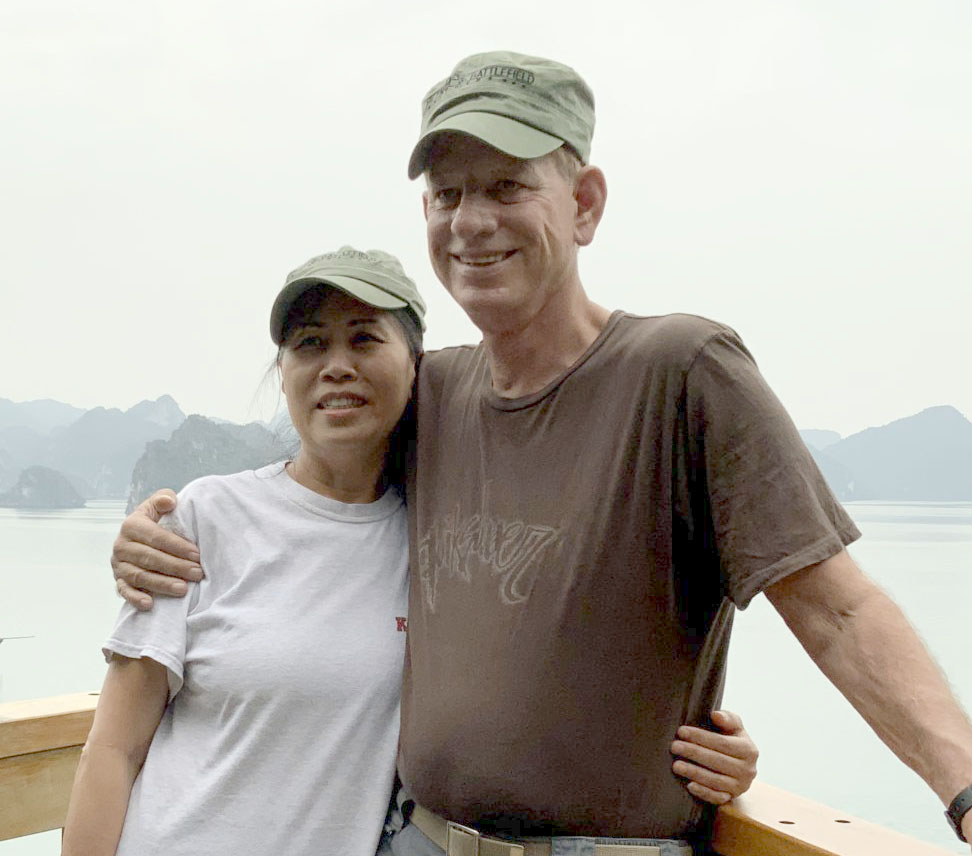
<box><xmin>408</xmin><ymin>802</ymin><xmax>694</xmax><ymax>856</ymax></box>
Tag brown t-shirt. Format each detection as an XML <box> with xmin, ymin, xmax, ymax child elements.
<box><xmin>400</xmin><ymin>312</ymin><xmax>859</xmax><ymax>839</ymax></box>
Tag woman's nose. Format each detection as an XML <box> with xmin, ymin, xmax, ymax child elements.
<box><xmin>319</xmin><ymin>349</ymin><xmax>357</xmax><ymax>382</ymax></box>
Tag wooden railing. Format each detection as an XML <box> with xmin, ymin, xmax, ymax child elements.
<box><xmin>0</xmin><ymin>694</ymin><xmax>953</xmax><ymax>854</ymax></box>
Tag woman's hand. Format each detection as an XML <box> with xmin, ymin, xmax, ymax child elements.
<box><xmin>670</xmin><ymin>709</ymin><xmax>758</xmax><ymax>805</ymax></box>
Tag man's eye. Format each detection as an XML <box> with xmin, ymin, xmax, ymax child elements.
<box><xmin>433</xmin><ymin>188</ymin><xmax>460</xmax><ymax>208</ymax></box>
<box><xmin>492</xmin><ymin>180</ymin><xmax>522</xmax><ymax>201</ymax></box>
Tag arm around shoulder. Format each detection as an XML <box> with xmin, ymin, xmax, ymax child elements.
<box><xmin>111</xmin><ymin>489</ymin><xmax>202</xmax><ymax>610</ymax></box>
<box><xmin>61</xmin><ymin>656</ymin><xmax>169</xmax><ymax>856</ymax></box>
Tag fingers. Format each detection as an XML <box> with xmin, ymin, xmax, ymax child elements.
<box><xmin>672</xmin><ymin>709</ymin><xmax>759</xmax><ymax>802</ymax></box>
<box><xmin>684</xmin><ymin>779</ymin><xmax>732</xmax><ymax>806</ymax></box>
<box><xmin>118</xmin><ymin>504</ymin><xmax>199</xmax><ymax>564</ymax></box>
<box><xmin>111</xmin><ymin>534</ymin><xmax>202</xmax><ymax>582</ymax></box>
<box><xmin>139</xmin><ymin>489</ymin><xmax>178</xmax><ymax>522</ymax></box>
<box><xmin>673</xmin><ymin>756</ymin><xmax>736</xmax><ymax>803</ymax></box>
<box><xmin>675</xmin><ymin>726</ymin><xmax>756</xmax><ymax>761</ymax></box>
<box><xmin>710</xmin><ymin>709</ymin><xmax>744</xmax><ymax>733</ymax></box>
<box><xmin>112</xmin><ymin>558</ymin><xmax>193</xmax><ymax>596</ymax></box>
<box><xmin>671</xmin><ymin>738</ymin><xmax>750</xmax><ymax>778</ymax></box>
<box><xmin>116</xmin><ymin>577</ymin><xmax>154</xmax><ymax>611</ymax></box>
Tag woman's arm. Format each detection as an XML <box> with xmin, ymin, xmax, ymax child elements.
<box><xmin>671</xmin><ymin>709</ymin><xmax>759</xmax><ymax>804</ymax></box>
<box><xmin>62</xmin><ymin>656</ymin><xmax>169</xmax><ymax>856</ymax></box>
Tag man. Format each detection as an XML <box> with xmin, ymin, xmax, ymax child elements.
<box><xmin>113</xmin><ymin>52</ymin><xmax>972</xmax><ymax>854</ymax></box>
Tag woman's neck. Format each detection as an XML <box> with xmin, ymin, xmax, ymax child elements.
<box><xmin>286</xmin><ymin>446</ymin><xmax>387</xmax><ymax>503</ymax></box>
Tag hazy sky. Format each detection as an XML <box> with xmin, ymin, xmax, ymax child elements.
<box><xmin>2</xmin><ymin>1</ymin><xmax>969</xmax><ymax>437</ymax></box>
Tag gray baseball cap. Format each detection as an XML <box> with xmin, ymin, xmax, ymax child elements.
<box><xmin>408</xmin><ymin>50</ymin><xmax>596</xmax><ymax>180</ymax></box>
<box><xmin>270</xmin><ymin>246</ymin><xmax>427</xmax><ymax>345</ymax></box>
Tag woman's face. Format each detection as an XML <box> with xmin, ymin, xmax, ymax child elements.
<box><xmin>279</xmin><ymin>289</ymin><xmax>415</xmax><ymax>466</ymax></box>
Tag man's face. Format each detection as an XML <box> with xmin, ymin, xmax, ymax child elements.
<box><xmin>423</xmin><ymin>135</ymin><xmax>581</xmax><ymax>334</ymax></box>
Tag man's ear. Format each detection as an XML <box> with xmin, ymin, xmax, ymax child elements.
<box><xmin>573</xmin><ymin>166</ymin><xmax>607</xmax><ymax>247</ymax></box>
<box><xmin>422</xmin><ymin>189</ymin><xmax>430</xmax><ymax>221</ymax></box>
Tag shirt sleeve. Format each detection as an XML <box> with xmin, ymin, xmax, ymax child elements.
<box><xmin>684</xmin><ymin>327</ymin><xmax>861</xmax><ymax>608</ymax></box>
<box><xmin>102</xmin><ymin>500</ymin><xmax>199</xmax><ymax>700</ymax></box>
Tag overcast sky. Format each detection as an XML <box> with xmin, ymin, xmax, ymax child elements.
<box><xmin>2</xmin><ymin>0</ymin><xmax>969</xmax><ymax>437</ymax></box>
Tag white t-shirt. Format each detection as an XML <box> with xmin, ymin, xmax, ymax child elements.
<box><xmin>104</xmin><ymin>462</ymin><xmax>409</xmax><ymax>856</ymax></box>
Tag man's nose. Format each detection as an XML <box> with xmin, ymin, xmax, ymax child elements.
<box><xmin>450</xmin><ymin>191</ymin><xmax>497</xmax><ymax>238</ymax></box>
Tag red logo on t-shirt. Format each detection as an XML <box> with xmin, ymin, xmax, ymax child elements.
<box><xmin>396</xmin><ymin>617</ymin><xmax>408</xmax><ymax>632</ymax></box>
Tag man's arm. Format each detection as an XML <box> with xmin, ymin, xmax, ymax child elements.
<box><xmin>764</xmin><ymin>548</ymin><xmax>972</xmax><ymax>844</ymax></box>
<box><xmin>112</xmin><ymin>490</ymin><xmax>202</xmax><ymax>610</ymax></box>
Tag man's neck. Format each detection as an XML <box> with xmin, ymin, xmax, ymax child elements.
<box><xmin>481</xmin><ymin>291</ymin><xmax>612</xmax><ymax>399</ymax></box>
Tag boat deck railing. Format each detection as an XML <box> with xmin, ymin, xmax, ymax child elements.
<box><xmin>0</xmin><ymin>693</ymin><xmax>952</xmax><ymax>854</ymax></box>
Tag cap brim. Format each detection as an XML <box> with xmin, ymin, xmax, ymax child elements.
<box><xmin>408</xmin><ymin>112</ymin><xmax>564</xmax><ymax>179</ymax></box>
<box><xmin>270</xmin><ymin>275</ymin><xmax>408</xmax><ymax>345</ymax></box>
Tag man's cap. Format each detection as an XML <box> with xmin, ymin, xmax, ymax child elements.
<box><xmin>408</xmin><ymin>50</ymin><xmax>595</xmax><ymax>180</ymax></box>
<box><xmin>270</xmin><ymin>246</ymin><xmax>427</xmax><ymax>345</ymax></box>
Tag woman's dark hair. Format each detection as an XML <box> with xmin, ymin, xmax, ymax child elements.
<box><xmin>278</xmin><ymin>285</ymin><xmax>424</xmax><ymax>495</ymax></box>
<box><xmin>380</xmin><ymin>306</ymin><xmax>422</xmax><ymax>494</ymax></box>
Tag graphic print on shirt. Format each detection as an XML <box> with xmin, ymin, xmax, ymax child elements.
<box><xmin>416</xmin><ymin>481</ymin><xmax>564</xmax><ymax>611</ymax></box>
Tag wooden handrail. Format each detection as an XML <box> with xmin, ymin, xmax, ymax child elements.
<box><xmin>712</xmin><ymin>781</ymin><xmax>951</xmax><ymax>856</ymax></box>
<box><xmin>0</xmin><ymin>693</ymin><xmax>954</xmax><ymax>853</ymax></box>
<box><xmin>0</xmin><ymin>692</ymin><xmax>98</xmax><ymax>841</ymax></box>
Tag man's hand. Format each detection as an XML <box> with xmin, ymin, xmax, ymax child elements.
<box><xmin>111</xmin><ymin>489</ymin><xmax>202</xmax><ymax>611</ymax></box>
<box><xmin>670</xmin><ymin>709</ymin><xmax>758</xmax><ymax>805</ymax></box>
<box><xmin>963</xmin><ymin>809</ymin><xmax>972</xmax><ymax>852</ymax></box>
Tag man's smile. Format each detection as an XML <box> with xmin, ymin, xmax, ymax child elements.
<box><xmin>452</xmin><ymin>250</ymin><xmax>517</xmax><ymax>267</ymax></box>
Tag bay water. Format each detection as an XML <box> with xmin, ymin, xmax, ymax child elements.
<box><xmin>1</xmin><ymin>501</ymin><xmax>969</xmax><ymax>853</ymax></box>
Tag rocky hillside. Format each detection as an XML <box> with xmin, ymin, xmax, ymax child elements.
<box><xmin>0</xmin><ymin>395</ymin><xmax>186</xmax><ymax>498</ymax></box>
<box><xmin>0</xmin><ymin>465</ymin><xmax>85</xmax><ymax>509</ymax></box>
<box><xmin>802</xmin><ymin>406</ymin><xmax>972</xmax><ymax>500</ymax></box>
<box><xmin>127</xmin><ymin>415</ymin><xmax>290</xmax><ymax>511</ymax></box>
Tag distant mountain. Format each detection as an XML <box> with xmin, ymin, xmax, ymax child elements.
<box><xmin>799</xmin><ymin>429</ymin><xmax>841</xmax><ymax>451</ymax></box>
<box><xmin>819</xmin><ymin>406</ymin><xmax>972</xmax><ymax>501</ymax></box>
<box><xmin>0</xmin><ymin>465</ymin><xmax>85</xmax><ymax>509</ymax></box>
<box><xmin>0</xmin><ymin>395</ymin><xmax>186</xmax><ymax>499</ymax></box>
<box><xmin>805</xmin><ymin>446</ymin><xmax>857</xmax><ymax>499</ymax></box>
<box><xmin>127</xmin><ymin>415</ymin><xmax>289</xmax><ymax>511</ymax></box>
<box><xmin>43</xmin><ymin>397</ymin><xmax>186</xmax><ymax>498</ymax></box>
<box><xmin>0</xmin><ymin>398</ymin><xmax>85</xmax><ymax>434</ymax></box>
<box><xmin>126</xmin><ymin>395</ymin><xmax>185</xmax><ymax>429</ymax></box>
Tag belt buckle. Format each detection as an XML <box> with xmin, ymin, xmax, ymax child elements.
<box><xmin>446</xmin><ymin>820</ymin><xmax>481</xmax><ymax>856</ymax></box>
<box><xmin>446</xmin><ymin>820</ymin><xmax>525</xmax><ymax>856</ymax></box>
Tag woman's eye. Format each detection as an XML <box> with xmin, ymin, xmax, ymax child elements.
<box><xmin>353</xmin><ymin>332</ymin><xmax>382</xmax><ymax>346</ymax></box>
<box><xmin>295</xmin><ymin>334</ymin><xmax>324</xmax><ymax>350</ymax></box>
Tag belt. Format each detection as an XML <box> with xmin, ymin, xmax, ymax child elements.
<box><xmin>409</xmin><ymin>804</ymin><xmax>693</xmax><ymax>856</ymax></box>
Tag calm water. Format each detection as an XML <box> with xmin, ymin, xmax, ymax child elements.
<box><xmin>1</xmin><ymin>501</ymin><xmax>969</xmax><ymax>854</ymax></box>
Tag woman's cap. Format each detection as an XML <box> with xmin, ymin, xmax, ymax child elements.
<box><xmin>408</xmin><ymin>50</ymin><xmax>595</xmax><ymax>180</ymax></box>
<box><xmin>271</xmin><ymin>246</ymin><xmax>427</xmax><ymax>344</ymax></box>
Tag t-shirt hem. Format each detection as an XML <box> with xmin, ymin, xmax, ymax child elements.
<box><xmin>103</xmin><ymin>638</ymin><xmax>185</xmax><ymax>699</ymax></box>
<box><xmin>731</xmin><ymin>519</ymin><xmax>862</xmax><ymax>609</ymax></box>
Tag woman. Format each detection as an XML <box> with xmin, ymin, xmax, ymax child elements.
<box><xmin>63</xmin><ymin>247</ymin><xmax>756</xmax><ymax>856</ymax></box>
